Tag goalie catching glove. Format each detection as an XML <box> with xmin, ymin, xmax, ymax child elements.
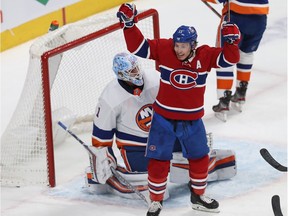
<box><xmin>88</xmin><ymin>146</ymin><xmax>116</xmax><ymax>184</ymax></box>
<box><xmin>221</xmin><ymin>21</ymin><xmax>241</xmax><ymax>45</ymax></box>
<box><xmin>117</xmin><ymin>3</ymin><xmax>138</xmax><ymax>28</ymax></box>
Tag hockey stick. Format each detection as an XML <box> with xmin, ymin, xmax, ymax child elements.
<box><xmin>201</xmin><ymin>1</ymin><xmax>221</xmax><ymax>18</ymax></box>
<box><xmin>57</xmin><ymin>121</ymin><xmax>149</xmax><ymax>205</ymax></box>
<box><xmin>226</xmin><ymin>0</ymin><xmax>231</xmax><ymax>22</ymax></box>
<box><xmin>271</xmin><ymin>195</ymin><xmax>283</xmax><ymax>216</ymax></box>
<box><xmin>260</xmin><ymin>148</ymin><xmax>287</xmax><ymax>172</ymax></box>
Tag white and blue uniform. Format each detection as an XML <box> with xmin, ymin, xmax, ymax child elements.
<box><xmin>92</xmin><ymin>70</ymin><xmax>159</xmax><ymax>172</ymax></box>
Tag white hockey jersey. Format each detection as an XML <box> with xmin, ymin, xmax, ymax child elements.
<box><xmin>92</xmin><ymin>70</ymin><xmax>160</xmax><ymax>149</ymax></box>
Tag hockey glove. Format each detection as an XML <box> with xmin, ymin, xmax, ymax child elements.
<box><xmin>221</xmin><ymin>22</ymin><xmax>241</xmax><ymax>45</ymax></box>
<box><xmin>117</xmin><ymin>3</ymin><xmax>138</xmax><ymax>28</ymax></box>
<box><xmin>88</xmin><ymin>146</ymin><xmax>116</xmax><ymax>184</ymax></box>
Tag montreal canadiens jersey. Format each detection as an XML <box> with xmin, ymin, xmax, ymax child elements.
<box><xmin>123</xmin><ymin>26</ymin><xmax>239</xmax><ymax>120</ymax></box>
<box><xmin>92</xmin><ymin>70</ymin><xmax>160</xmax><ymax>149</ymax></box>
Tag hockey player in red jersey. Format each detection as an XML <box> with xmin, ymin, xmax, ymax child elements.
<box><xmin>117</xmin><ymin>3</ymin><xmax>240</xmax><ymax>215</ymax></box>
<box><xmin>86</xmin><ymin>52</ymin><xmax>237</xmax><ymax>202</ymax></box>
<box><xmin>203</xmin><ymin>0</ymin><xmax>269</xmax><ymax>121</ymax></box>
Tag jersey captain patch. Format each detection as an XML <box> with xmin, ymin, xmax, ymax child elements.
<box><xmin>135</xmin><ymin>104</ymin><xmax>153</xmax><ymax>132</ymax></box>
<box><xmin>170</xmin><ymin>69</ymin><xmax>198</xmax><ymax>89</ymax></box>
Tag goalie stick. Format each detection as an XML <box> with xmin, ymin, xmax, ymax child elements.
<box><xmin>57</xmin><ymin>121</ymin><xmax>149</xmax><ymax>206</ymax></box>
<box><xmin>271</xmin><ymin>195</ymin><xmax>283</xmax><ymax>216</ymax></box>
<box><xmin>260</xmin><ymin>148</ymin><xmax>287</xmax><ymax>172</ymax></box>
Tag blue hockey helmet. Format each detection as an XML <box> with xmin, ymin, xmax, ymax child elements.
<box><xmin>173</xmin><ymin>25</ymin><xmax>198</xmax><ymax>48</ymax></box>
<box><xmin>112</xmin><ymin>52</ymin><xmax>143</xmax><ymax>86</ymax></box>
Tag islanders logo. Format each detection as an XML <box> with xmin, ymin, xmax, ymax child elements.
<box><xmin>135</xmin><ymin>104</ymin><xmax>153</xmax><ymax>132</ymax></box>
<box><xmin>170</xmin><ymin>69</ymin><xmax>198</xmax><ymax>89</ymax></box>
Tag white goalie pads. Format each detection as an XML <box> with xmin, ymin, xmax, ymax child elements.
<box><xmin>170</xmin><ymin>149</ymin><xmax>237</xmax><ymax>184</ymax></box>
<box><xmin>209</xmin><ymin>149</ymin><xmax>237</xmax><ymax>180</ymax></box>
<box><xmin>88</xmin><ymin>146</ymin><xmax>116</xmax><ymax>184</ymax></box>
<box><xmin>85</xmin><ymin>165</ymin><xmax>170</xmax><ymax>201</ymax></box>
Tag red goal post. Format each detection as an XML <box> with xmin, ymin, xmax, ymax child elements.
<box><xmin>1</xmin><ymin>9</ymin><xmax>160</xmax><ymax>187</ymax></box>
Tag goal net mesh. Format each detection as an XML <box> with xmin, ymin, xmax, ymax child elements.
<box><xmin>1</xmin><ymin>9</ymin><xmax>159</xmax><ymax>187</ymax></box>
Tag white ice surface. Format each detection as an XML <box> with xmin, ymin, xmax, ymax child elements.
<box><xmin>1</xmin><ymin>0</ymin><xmax>287</xmax><ymax>216</ymax></box>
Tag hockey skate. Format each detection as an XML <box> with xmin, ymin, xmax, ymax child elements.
<box><xmin>231</xmin><ymin>81</ymin><xmax>248</xmax><ymax>112</ymax></box>
<box><xmin>190</xmin><ymin>189</ymin><xmax>220</xmax><ymax>213</ymax></box>
<box><xmin>212</xmin><ymin>90</ymin><xmax>232</xmax><ymax>122</ymax></box>
<box><xmin>147</xmin><ymin>201</ymin><xmax>163</xmax><ymax>216</ymax></box>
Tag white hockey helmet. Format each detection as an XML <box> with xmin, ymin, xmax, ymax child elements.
<box><xmin>112</xmin><ymin>52</ymin><xmax>143</xmax><ymax>86</ymax></box>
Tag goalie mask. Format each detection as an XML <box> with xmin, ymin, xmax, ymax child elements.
<box><xmin>112</xmin><ymin>52</ymin><xmax>143</xmax><ymax>86</ymax></box>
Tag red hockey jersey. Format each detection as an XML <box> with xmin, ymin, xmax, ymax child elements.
<box><xmin>123</xmin><ymin>26</ymin><xmax>239</xmax><ymax>120</ymax></box>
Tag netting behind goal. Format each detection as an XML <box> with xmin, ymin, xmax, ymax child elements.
<box><xmin>1</xmin><ymin>9</ymin><xmax>159</xmax><ymax>187</ymax></box>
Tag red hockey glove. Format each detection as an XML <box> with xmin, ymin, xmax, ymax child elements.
<box><xmin>221</xmin><ymin>22</ymin><xmax>241</xmax><ymax>45</ymax></box>
<box><xmin>117</xmin><ymin>3</ymin><xmax>138</xmax><ymax>29</ymax></box>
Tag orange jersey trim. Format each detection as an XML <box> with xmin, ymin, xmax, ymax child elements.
<box><xmin>115</xmin><ymin>139</ymin><xmax>146</xmax><ymax>148</ymax></box>
<box><xmin>223</xmin><ymin>3</ymin><xmax>269</xmax><ymax>15</ymax></box>
<box><xmin>92</xmin><ymin>137</ymin><xmax>113</xmax><ymax>148</ymax></box>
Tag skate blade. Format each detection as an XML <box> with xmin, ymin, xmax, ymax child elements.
<box><xmin>192</xmin><ymin>204</ymin><xmax>220</xmax><ymax>213</ymax></box>
<box><xmin>231</xmin><ymin>101</ymin><xmax>244</xmax><ymax>112</ymax></box>
<box><xmin>214</xmin><ymin>111</ymin><xmax>228</xmax><ymax>122</ymax></box>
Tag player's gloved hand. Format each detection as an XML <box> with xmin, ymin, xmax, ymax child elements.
<box><xmin>88</xmin><ymin>146</ymin><xmax>116</xmax><ymax>184</ymax></box>
<box><xmin>117</xmin><ymin>3</ymin><xmax>138</xmax><ymax>28</ymax></box>
<box><xmin>221</xmin><ymin>22</ymin><xmax>241</xmax><ymax>45</ymax></box>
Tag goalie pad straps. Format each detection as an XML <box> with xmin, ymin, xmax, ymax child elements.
<box><xmin>88</xmin><ymin>146</ymin><xmax>116</xmax><ymax>184</ymax></box>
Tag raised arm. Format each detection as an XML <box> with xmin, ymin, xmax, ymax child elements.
<box><xmin>220</xmin><ymin>21</ymin><xmax>240</xmax><ymax>65</ymax></box>
<box><xmin>117</xmin><ymin>3</ymin><xmax>150</xmax><ymax>58</ymax></box>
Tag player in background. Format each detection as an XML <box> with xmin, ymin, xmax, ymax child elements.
<box><xmin>117</xmin><ymin>3</ymin><xmax>240</xmax><ymax>215</ymax></box>
<box><xmin>86</xmin><ymin>52</ymin><xmax>237</xmax><ymax>202</ymax></box>
<box><xmin>48</xmin><ymin>20</ymin><xmax>59</xmax><ymax>32</ymax></box>
<box><xmin>204</xmin><ymin>0</ymin><xmax>269</xmax><ymax>121</ymax></box>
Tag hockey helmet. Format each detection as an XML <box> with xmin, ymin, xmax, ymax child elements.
<box><xmin>112</xmin><ymin>52</ymin><xmax>143</xmax><ymax>86</ymax></box>
<box><xmin>173</xmin><ymin>25</ymin><xmax>198</xmax><ymax>49</ymax></box>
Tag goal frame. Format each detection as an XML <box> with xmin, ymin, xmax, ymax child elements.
<box><xmin>41</xmin><ymin>9</ymin><xmax>160</xmax><ymax>187</ymax></box>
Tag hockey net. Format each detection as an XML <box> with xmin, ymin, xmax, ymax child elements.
<box><xmin>1</xmin><ymin>9</ymin><xmax>160</xmax><ymax>187</ymax></box>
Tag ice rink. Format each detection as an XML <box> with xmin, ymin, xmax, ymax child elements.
<box><xmin>1</xmin><ymin>0</ymin><xmax>287</xmax><ymax>215</ymax></box>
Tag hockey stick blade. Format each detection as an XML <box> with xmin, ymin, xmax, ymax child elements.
<box><xmin>57</xmin><ymin>121</ymin><xmax>149</xmax><ymax>205</ymax></box>
<box><xmin>271</xmin><ymin>195</ymin><xmax>283</xmax><ymax>216</ymax></box>
<box><xmin>260</xmin><ymin>148</ymin><xmax>287</xmax><ymax>172</ymax></box>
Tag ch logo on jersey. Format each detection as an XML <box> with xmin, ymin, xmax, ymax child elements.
<box><xmin>135</xmin><ymin>104</ymin><xmax>153</xmax><ymax>132</ymax></box>
<box><xmin>170</xmin><ymin>69</ymin><xmax>198</xmax><ymax>89</ymax></box>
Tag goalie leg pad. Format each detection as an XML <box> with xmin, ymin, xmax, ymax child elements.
<box><xmin>209</xmin><ymin>149</ymin><xmax>237</xmax><ymax>180</ymax></box>
<box><xmin>85</xmin><ymin>165</ymin><xmax>171</xmax><ymax>200</ymax></box>
<box><xmin>169</xmin><ymin>150</ymin><xmax>237</xmax><ymax>184</ymax></box>
<box><xmin>84</xmin><ymin>166</ymin><xmax>108</xmax><ymax>194</ymax></box>
<box><xmin>170</xmin><ymin>152</ymin><xmax>189</xmax><ymax>184</ymax></box>
<box><xmin>106</xmin><ymin>175</ymin><xmax>149</xmax><ymax>200</ymax></box>
<box><xmin>106</xmin><ymin>169</ymin><xmax>170</xmax><ymax>201</ymax></box>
